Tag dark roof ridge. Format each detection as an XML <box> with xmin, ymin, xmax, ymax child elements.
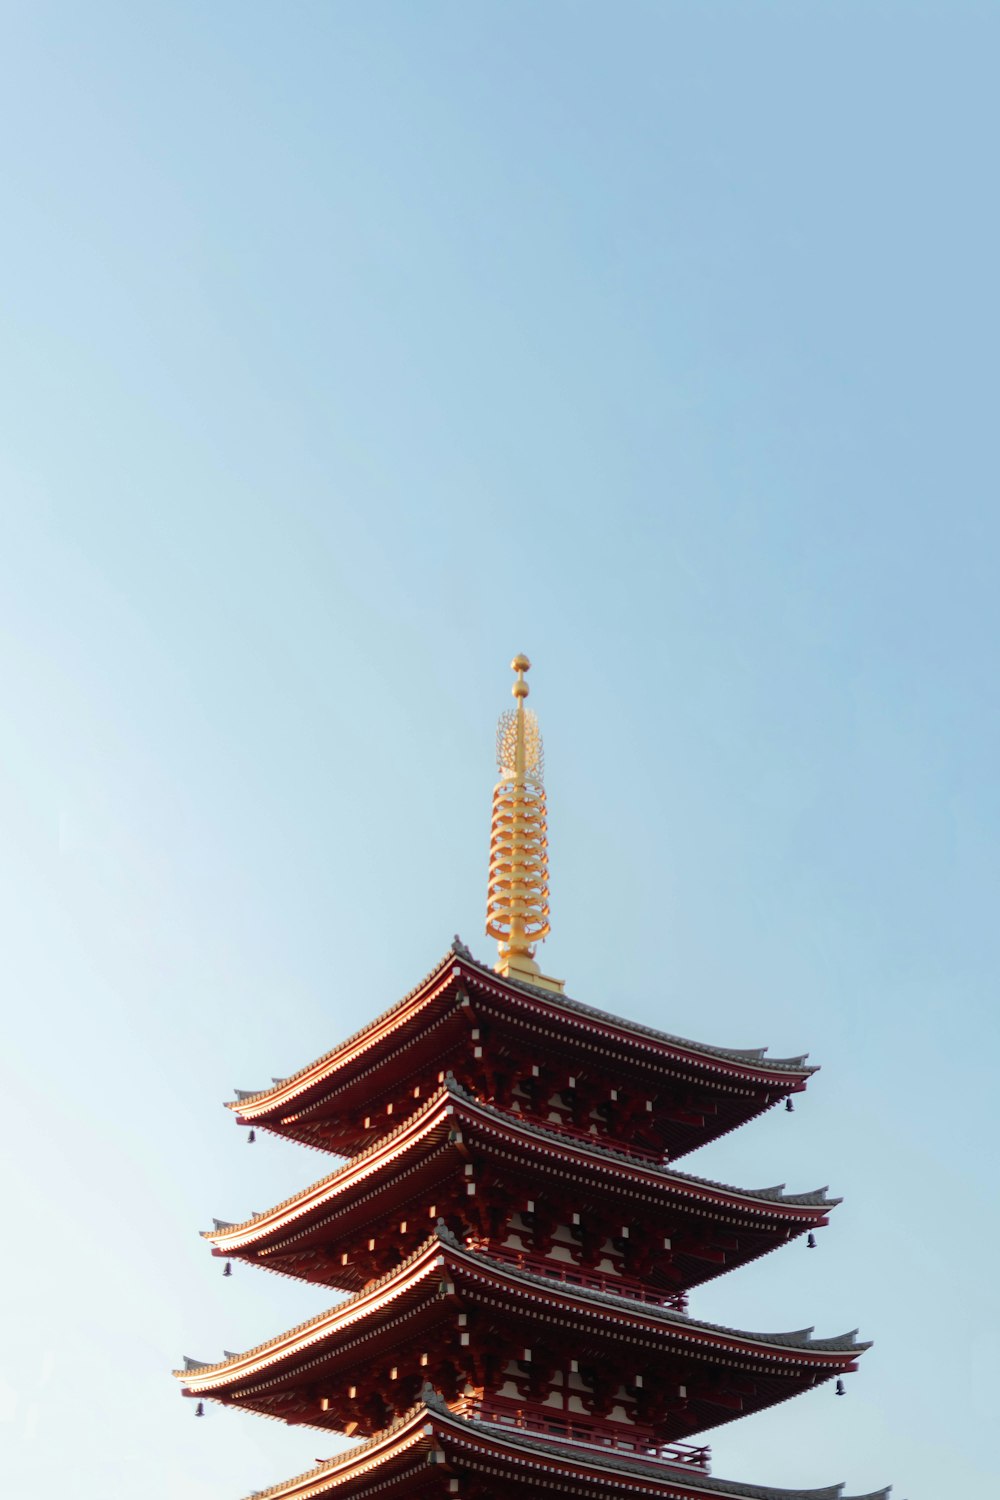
<box><xmin>443</xmin><ymin>1231</ymin><xmax>868</xmax><ymax>1352</ymax></box>
<box><xmin>207</xmin><ymin>1079</ymin><xmax>839</xmax><ymax>1242</ymax></box>
<box><xmin>446</xmin><ymin>1076</ymin><xmax>840</xmax><ymax>1209</ymax></box>
<box><xmin>175</xmin><ymin>1235</ymin><xmax>448</xmax><ymax>1378</ymax></box>
<box><xmin>228</xmin><ymin>943</ymin><xmax>816</xmax><ymax>1110</ymax></box>
<box><xmin>424</xmin><ymin>1390</ymin><xmax>889</xmax><ymax>1499</ymax></box>
<box><xmin>229</xmin><ymin>948</ymin><xmax>459</xmax><ymax>1108</ymax></box>
<box><xmin>203</xmin><ymin>1085</ymin><xmax>454</xmax><ymax>1238</ymax></box>
<box><xmin>242</xmin><ymin>1402</ymin><xmax>432</xmax><ymax>1496</ymax></box>
<box><xmin>234</xmin><ymin>1388</ymin><xmax>892</xmax><ymax>1500</ymax></box>
<box><xmin>181</xmin><ymin>1228</ymin><xmax>868</xmax><ymax>1380</ymax></box>
<box><xmin>462</xmin><ymin>948</ymin><xmax>816</xmax><ymax>1072</ymax></box>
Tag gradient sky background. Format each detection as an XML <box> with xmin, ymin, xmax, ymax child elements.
<box><xmin>1</xmin><ymin>4</ymin><xmax>997</xmax><ymax>1497</ymax></box>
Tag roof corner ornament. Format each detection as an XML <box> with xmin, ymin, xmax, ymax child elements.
<box><xmin>485</xmin><ymin>655</ymin><xmax>564</xmax><ymax>994</ymax></box>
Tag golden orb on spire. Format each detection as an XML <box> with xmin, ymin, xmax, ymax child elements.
<box><xmin>486</xmin><ymin>656</ymin><xmax>564</xmax><ymax>993</ymax></box>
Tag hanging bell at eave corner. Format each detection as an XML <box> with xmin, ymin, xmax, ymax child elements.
<box><xmin>247</xmin><ymin>1129</ymin><xmax>256</xmax><ymax>1144</ymax></box>
<box><xmin>785</xmin><ymin>1098</ymin><xmax>794</xmax><ymax>1113</ymax></box>
<box><xmin>223</xmin><ymin>1261</ymin><xmax>233</xmax><ymax>1277</ymax></box>
<box><xmin>835</xmin><ymin>1379</ymin><xmax>845</xmax><ymax>1397</ymax></box>
<box><xmin>195</xmin><ymin>1401</ymin><xmax>205</xmax><ymax>1417</ymax></box>
<box><xmin>806</xmin><ymin>1232</ymin><xmax>817</xmax><ymax>1249</ymax></box>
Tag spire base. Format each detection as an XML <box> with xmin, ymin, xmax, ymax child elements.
<box><xmin>496</xmin><ymin>952</ymin><xmax>565</xmax><ymax>994</ymax></box>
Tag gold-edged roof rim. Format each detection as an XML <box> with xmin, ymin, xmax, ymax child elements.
<box><xmin>206</xmin><ymin>1079</ymin><xmax>838</xmax><ymax>1250</ymax></box>
<box><xmin>229</xmin><ymin>947</ymin><xmax>816</xmax><ymax>1119</ymax></box>
<box><xmin>229</xmin><ymin>1392</ymin><xmax>891</xmax><ymax>1500</ymax></box>
<box><xmin>177</xmin><ymin>1228</ymin><xmax>868</xmax><ymax>1389</ymax></box>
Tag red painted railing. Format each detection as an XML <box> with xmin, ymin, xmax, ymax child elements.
<box><xmin>472</xmin><ymin>1242</ymin><xmax>689</xmax><ymax>1314</ymax></box>
<box><xmin>462</xmin><ymin>1397</ymin><xmax>710</xmax><ymax>1469</ymax></box>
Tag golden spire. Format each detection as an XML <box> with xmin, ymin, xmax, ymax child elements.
<box><xmin>486</xmin><ymin>655</ymin><xmax>564</xmax><ymax>993</ymax></box>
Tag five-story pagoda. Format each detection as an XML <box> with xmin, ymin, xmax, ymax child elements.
<box><xmin>178</xmin><ymin>657</ymin><xmax>891</xmax><ymax>1500</ymax></box>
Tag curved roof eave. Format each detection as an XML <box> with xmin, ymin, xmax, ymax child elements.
<box><xmin>205</xmin><ymin>1081</ymin><xmax>838</xmax><ymax>1250</ymax></box>
<box><xmin>229</xmin><ymin>1393</ymin><xmax>891</xmax><ymax>1500</ymax></box>
<box><xmin>449</xmin><ymin>1076</ymin><xmax>841</xmax><ymax>1207</ymax></box>
<box><xmin>176</xmin><ymin>1228</ymin><xmax>869</xmax><ymax>1388</ymax></box>
<box><xmin>228</xmin><ymin>943</ymin><xmax>817</xmax><ymax>1116</ymax></box>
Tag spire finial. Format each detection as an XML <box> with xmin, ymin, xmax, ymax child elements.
<box><xmin>485</xmin><ymin>656</ymin><xmax>564</xmax><ymax>993</ymax></box>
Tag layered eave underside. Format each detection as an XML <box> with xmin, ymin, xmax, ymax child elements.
<box><xmin>178</xmin><ymin>1229</ymin><xmax>868</xmax><ymax>1389</ymax></box>
<box><xmin>207</xmin><ymin>1079</ymin><xmax>837</xmax><ymax>1254</ymax></box>
<box><xmin>234</xmin><ymin>1395</ymin><xmax>890</xmax><ymax>1500</ymax></box>
<box><xmin>229</xmin><ymin>946</ymin><xmax>816</xmax><ymax>1125</ymax></box>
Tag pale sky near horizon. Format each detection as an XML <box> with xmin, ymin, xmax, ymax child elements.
<box><xmin>1</xmin><ymin>4</ymin><xmax>998</xmax><ymax>1498</ymax></box>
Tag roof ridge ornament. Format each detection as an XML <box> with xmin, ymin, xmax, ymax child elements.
<box><xmin>485</xmin><ymin>655</ymin><xmax>564</xmax><ymax>993</ymax></box>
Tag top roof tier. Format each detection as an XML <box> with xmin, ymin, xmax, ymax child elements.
<box><xmin>229</xmin><ymin>944</ymin><xmax>815</xmax><ymax>1163</ymax></box>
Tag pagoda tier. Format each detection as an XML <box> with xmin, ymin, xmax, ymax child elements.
<box><xmin>220</xmin><ymin>1392</ymin><xmax>890</xmax><ymax>1500</ymax></box>
<box><xmin>181</xmin><ymin>663</ymin><xmax>891</xmax><ymax>1500</ymax></box>
<box><xmin>229</xmin><ymin>947</ymin><xmax>815</xmax><ymax>1164</ymax></box>
<box><xmin>207</xmin><ymin>1079</ymin><xmax>836</xmax><ymax>1298</ymax></box>
<box><xmin>178</xmin><ymin>1229</ymin><xmax>868</xmax><ymax>1448</ymax></box>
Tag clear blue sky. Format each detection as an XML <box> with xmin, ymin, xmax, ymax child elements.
<box><xmin>1</xmin><ymin>4</ymin><xmax>996</xmax><ymax>1497</ymax></box>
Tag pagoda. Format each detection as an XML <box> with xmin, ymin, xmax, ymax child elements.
<box><xmin>178</xmin><ymin>655</ymin><xmax>891</xmax><ymax>1500</ymax></box>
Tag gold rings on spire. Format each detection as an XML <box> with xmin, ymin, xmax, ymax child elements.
<box><xmin>486</xmin><ymin>656</ymin><xmax>564</xmax><ymax>992</ymax></box>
